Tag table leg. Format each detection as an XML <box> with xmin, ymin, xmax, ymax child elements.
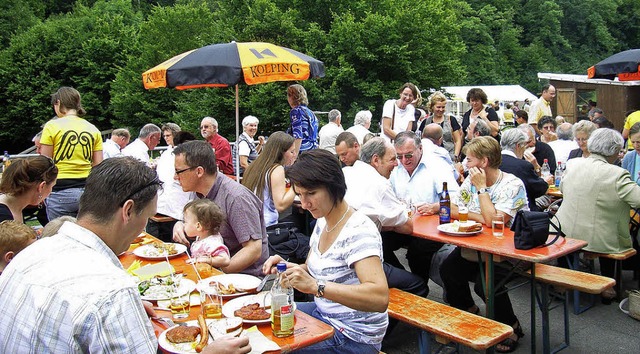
<box><xmin>530</xmin><ymin>265</ymin><xmax>537</xmax><ymax>353</ymax></box>
<box><xmin>486</xmin><ymin>253</ymin><xmax>495</xmax><ymax>319</ymax></box>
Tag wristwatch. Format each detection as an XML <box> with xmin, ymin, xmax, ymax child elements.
<box><xmin>477</xmin><ymin>187</ymin><xmax>489</xmax><ymax>195</ymax></box>
<box><xmin>315</xmin><ymin>279</ymin><xmax>326</xmax><ymax>298</ymax></box>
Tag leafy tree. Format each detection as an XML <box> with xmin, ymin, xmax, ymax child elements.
<box><xmin>0</xmin><ymin>0</ymin><xmax>141</xmax><ymax>152</ymax></box>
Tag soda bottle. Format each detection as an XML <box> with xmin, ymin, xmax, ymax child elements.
<box><xmin>271</xmin><ymin>262</ymin><xmax>294</xmax><ymax>337</ymax></box>
<box><xmin>554</xmin><ymin>162</ymin><xmax>563</xmax><ymax>187</ymax></box>
<box><xmin>439</xmin><ymin>182</ymin><xmax>451</xmax><ymax>224</ymax></box>
<box><xmin>541</xmin><ymin>159</ymin><xmax>551</xmax><ymax>180</ymax></box>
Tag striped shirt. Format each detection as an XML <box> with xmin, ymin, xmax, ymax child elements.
<box><xmin>0</xmin><ymin>222</ymin><xmax>157</xmax><ymax>353</ymax></box>
<box><xmin>306</xmin><ymin>211</ymin><xmax>388</xmax><ymax>345</ymax></box>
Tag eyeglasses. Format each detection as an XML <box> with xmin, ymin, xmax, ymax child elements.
<box><xmin>175</xmin><ymin>166</ymin><xmax>197</xmax><ymax>176</ymax></box>
<box><xmin>396</xmin><ymin>153</ymin><xmax>414</xmax><ymax>160</ymax></box>
<box><xmin>542</xmin><ymin>126</ymin><xmax>555</xmax><ymax>131</ymax></box>
<box><xmin>119</xmin><ymin>177</ymin><xmax>163</xmax><ymax>206</ymax></box>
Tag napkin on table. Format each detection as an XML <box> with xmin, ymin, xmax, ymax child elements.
<box><xmin>242</xmin><ymin>326</ymin><xmax>280</xmax><ymax>354</ymax></box>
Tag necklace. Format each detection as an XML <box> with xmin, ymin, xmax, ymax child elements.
<box><xmin>325</xmin><ymin>206</ymin><xmax>350</xmax><ymax>233</ymax></box>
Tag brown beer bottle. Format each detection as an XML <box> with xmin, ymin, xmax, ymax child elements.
<box><xmin>439</xmin><ymin>182</ymin><xmax>451</xmax><ymax>224</ymax></box>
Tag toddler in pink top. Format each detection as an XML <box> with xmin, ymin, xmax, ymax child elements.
<box><xmin>183</xmin><ymin>199</ymin><xmax>230</xmax><ymax>268</ymax></box>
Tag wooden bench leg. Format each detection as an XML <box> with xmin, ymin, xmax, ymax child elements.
<box><xmin>614</xmin><ymin>259</ymin><xmax>623</xmax><ymax>302</ymax></box>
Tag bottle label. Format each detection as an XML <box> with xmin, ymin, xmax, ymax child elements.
<box><xmin>439</xmin><ymin>206</ymin><xmax>451</xmax><ymax>223</ymax></box>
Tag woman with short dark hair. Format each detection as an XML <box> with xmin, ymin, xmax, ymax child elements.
<box><xmin>262</xmin><ymin>149</ymin><xmax>388</xmax><ymax>353</ymax></box>
<box><xmin>461</xmin><ymin>88</ymin><xmax>500</xmax><ymax>142</ymax></box>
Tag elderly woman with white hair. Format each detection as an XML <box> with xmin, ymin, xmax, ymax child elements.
<box><xmin>236</xmin><ymin>115</ymin><xmax>265</xmax><ymax>175</ymax></box>
<box><xmin>499</xmin><ymin>128</ymin><xmax>549</xmax><ymax>211</ymax></box>
<box><xmin>556</xmin><ymin>128</ymin><xmax>640</xmax><ymax>300</ymax></box>
<box><xmin>568</xmin><ymin>120</ymin><xmax>597</xmax><ymax>160</ymax></box>
<box><xmin>346</xmin><ymin>110</ymin><xmax>373</xmax><ymax>145</ymax></box>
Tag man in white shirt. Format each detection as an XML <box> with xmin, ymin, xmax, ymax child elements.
<box><xmin>346</xmin><ymin>110</ymin><xmax>373</xmax><ymax>145</ymax></box>
<box><xmin>421</xmin><ymin>123</ymin><xmax>460</xmax><ymax>181</ymax></box>
<box><xmin>103</xmin><ymin>128</ymin><xmax>130</xmax><ymax>159</ymax></box>
<box><xmin>343</xmin><ymin>137</ymin><xmax>428</xmax><ymax>299</ymax></box>
<box><xmin>334</xmin><ymin>131</ymin><xmax>361</xmax><ymax>166</ymax></box>
<box><xmin>388</xmin><ymin>131</ymin><xmax>458</xmax><ymax>280</ymax></box>
<box><xmin>548</xmin><ymin>122</ymin><xmax>578</xmax><ymax>165</ymax></box>
<box><xmin>318</xmin><ymin>109</ymin><xmax>344</xmax><ymax>154</ymax></box>
<box><xmin>122</xmin><ymin>124</ymin><xmax>161</xmax><ymax>163</ymax></box>
<box><xmin>528</xmin><ymin>84</ymin><xmax>556</xmax><ymax>134</ymax></box>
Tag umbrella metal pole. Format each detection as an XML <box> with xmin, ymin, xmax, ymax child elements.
<box><xmin>235</xmin><ymin>84</ymin><xmax>240</xmax><ymax>181</ymax></box>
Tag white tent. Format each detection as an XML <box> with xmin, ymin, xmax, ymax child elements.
<box><xmin>442</xmin><ymin>85</ymin><xmax>537</xmax><ymax>102</ymax></box>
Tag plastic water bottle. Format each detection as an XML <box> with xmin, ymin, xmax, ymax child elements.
<box><xmin>541</xmin><ymin>159</ymin><xmax>551</xmax><ymax>180</ymax></box>
<box><xmin>2</xmin><ymin>151</ymin><xmax>10</xmax><ymax>172</ymax></box>
<box><xmin>271</xmin><ymin>262</ymin><xmax>294</xmax><ymax>337</ymax></box>
<box><xmin>554</xmin><ymin>162</ymin><xmax>563</xmax><ymax>187</ymax></box>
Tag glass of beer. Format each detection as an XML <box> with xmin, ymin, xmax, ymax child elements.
<box><xmin>459</xmin><ymin>205</ymin><xmax>469</xmax><ymax>222</ymax></box>
<box><xmin>492</xmin><ymin>214</ymin><xmax>505</xmax><ymax>237</ymax></box>
<box><xmin>201</xmin><ymin>286</ymin><xmax>223</xmax><ymax>319</ymax></box>
<box><xmin>170</xmin><ymin>292</ymin><xmax>190</xmax><ymax>319</ymax></box>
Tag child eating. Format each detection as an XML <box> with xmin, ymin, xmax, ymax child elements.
<box><xmin>183</xmin><ymin>199</ymin><xmax>230</xmax><ymax>269</ymax></box>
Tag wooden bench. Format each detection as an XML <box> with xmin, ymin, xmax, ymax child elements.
<box><xmin>526</xmin><ymin>263</ymin><xmax>615</xmax><ymax>353</ymax></box>
<box><xmin>149</xmin><ymin>214</ymin><xmax>177</xmax><ymax>223</ymax></box>
<box><xmin>582</xmin><ymin>249</ymin><xmax>637</xmax><ymax>301</ymax></box>
<box><xmin>387</xmin><ymin>288</ymin><xmax>513</xmax><ymax>353</ymax></box>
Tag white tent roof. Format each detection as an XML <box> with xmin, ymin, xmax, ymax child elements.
<box><xmin>441</xmin><ymin>85</ymin><xmax>537</xmax><ymax>102</ymax></box>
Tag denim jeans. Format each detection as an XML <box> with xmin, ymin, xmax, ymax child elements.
<box><xmin>292</xmin><ymin>302</ymin><xmax>381</xmax><ymax>354</ymax></box>
<box><xmin>46</xmin><ymin>187</ymin><xmax>84</xmax><ymax>221</ymax></box>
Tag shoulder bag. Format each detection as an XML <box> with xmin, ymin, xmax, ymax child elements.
<box><xmin>510</xmin><ymin>210</ymin><xmax>565</xmax><ymax>250</ymax></box>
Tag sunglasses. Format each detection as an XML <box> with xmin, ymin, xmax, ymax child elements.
<box><xmin>396</xmin><ymin>153</ymin><xmax>414</xmax><ymax>160</ymax></box>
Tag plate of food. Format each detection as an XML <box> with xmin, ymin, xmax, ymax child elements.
<box><xmin>437</xmin><ymin>221</ymin><xmax>483</xmax><ymax>236</ymax></box>
<box><xmin>222</xmin><ymin>294</ymin><xmax>273</xmax><ymax>324</ymax></box>
<box><xmin>133</xmin><ymin>242</ymin><xmax>187</xmax><ymax>259</ymax></box>
<box><xmin>158</xmin><ymin>317</ymin><xmax>244</xmax><ymax>354</ymax></box>
<box><xmin>197</xmin><ymin>274</ymin><xmax>262</xmax><ymax>298</ymax></box>
<box><xmin>138</xmin><ymin>275</ymin><xmax>196</xmax><ymax>301</ymax></box>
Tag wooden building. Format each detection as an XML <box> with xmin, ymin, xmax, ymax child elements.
<box><xmin>537</xmin><ymin>73</ymin><xmax>640</xmax><ymax>130</ymax></box>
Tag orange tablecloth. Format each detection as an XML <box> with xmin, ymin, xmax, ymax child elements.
<box><xmin>120</xmin><ymin>235</ymin><xmax>334</xmax><ymax>353</ymax></box>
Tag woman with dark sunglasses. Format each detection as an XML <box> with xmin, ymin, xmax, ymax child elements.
<box><xmin>0</xmin><ymin>156</ymin><xmax>58</xmax><ymax>222</ymax></box>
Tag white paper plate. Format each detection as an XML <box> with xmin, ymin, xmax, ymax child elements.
<box><xmin>437</xmin><ymin>222</ymin><xmax>483</xmax><ymax>236</ymax></box>
<box><xmin>197</xmin><ymin>274</ymin><xmax>261</xmax><ymax>298</ymax></box>
<box><xmin>140</xmin><ymin>278</ymin><xmax>196</xmax><ymax>301</ymax></box>
<box><xmin>133</xmin><ymin>243</ymin><xmax>187</xmax><ymax>260</ymax></box>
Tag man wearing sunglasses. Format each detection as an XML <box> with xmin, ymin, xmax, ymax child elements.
<box><xmin>387</xmin><ymin>131</ymin><xmax>459</xmax><ymax>281</ymax></box>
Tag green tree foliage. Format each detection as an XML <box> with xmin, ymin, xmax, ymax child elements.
<box><xmin>1</xmin><ymin>0</ymin><xmax>639</xmax><ymax>151</ymax></box>
<box><xmin>0</xmin><ymin>0</ymin><xmax>141</xmax><ymax>151</ymax></box>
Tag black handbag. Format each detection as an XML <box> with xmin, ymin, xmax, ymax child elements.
<box><xmin>266</xmin><ymin>222</ymin><xmax>310</xmax><ymax>262</ymax></box>
<box><xmin>510</xmin><ymin>210</ymin><xmax>565</xmax><ymax>250</ymax></box>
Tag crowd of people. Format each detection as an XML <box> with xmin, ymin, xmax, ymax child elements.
<box><xmin>1</xmin><ymin>82</ymin><xmax>640</xmax><ymax>353</ymax></box>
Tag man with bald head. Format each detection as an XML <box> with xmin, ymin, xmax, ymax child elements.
<box><xmin>201</xmin><ymin>117</ymin><xmax>234</xmax><ymax>175</ymax></box>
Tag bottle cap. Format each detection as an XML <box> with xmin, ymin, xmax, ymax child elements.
<box><xmin>276</xmin><ymin>262</ymin><xmax>287</xmax><ymax>272</ymax></box>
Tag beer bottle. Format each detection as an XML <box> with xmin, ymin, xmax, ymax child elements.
<box><xmin>439</xmin><ymin>182</ymin><xmax>451</xmax><ymax>224</ymax></box>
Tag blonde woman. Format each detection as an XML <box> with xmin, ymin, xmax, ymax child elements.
<box><xmin>422</xmin><ymin>91</ymin><xmax>463</xmax><ymax>161</ymax></box>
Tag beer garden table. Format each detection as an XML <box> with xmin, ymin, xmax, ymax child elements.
<box><xmin>119</xmin><ymin>233</ymin><xmax>334</xmax><ymax>353</ymax></box>
<box><xmin>411</xmin><ymin>215</ymin><xmax>588</xmax><ymax>354</ymax></box>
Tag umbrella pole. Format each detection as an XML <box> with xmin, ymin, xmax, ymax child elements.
<box><xmin>235</xmin><ymin>84</ymin><xmax>240</xmax><ymax>181</ymax></box>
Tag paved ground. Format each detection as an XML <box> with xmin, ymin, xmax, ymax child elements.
<box><xmin>381</xmin><ymin>249</ymin><xmax>640</xmax><ymax>353</ymax></box>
